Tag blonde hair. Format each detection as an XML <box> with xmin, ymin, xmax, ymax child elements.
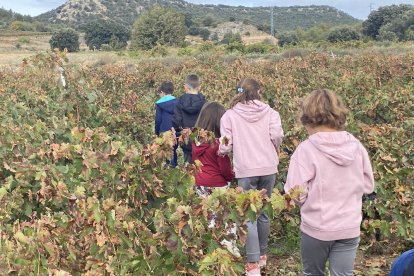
<box><xmin>300</xmin><ymin>89</ymin><xmax>349</xmax><ymax>130</ymax></box>
<box><xmin>230</xmin><ymin>78</ymin><xmax>261</xmax><ymax>108</ymax></box>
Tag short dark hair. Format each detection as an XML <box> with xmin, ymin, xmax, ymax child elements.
<box><xmin>159</xmin><ymin>81</ymin><xmax>174</xmax><ymax>94</ymax></box>
<box><xmin>185</xmin><ymin>74</ymin><xmax>200</xmax><ymax>89</ymax></box>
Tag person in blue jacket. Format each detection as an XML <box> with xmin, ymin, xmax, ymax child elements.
<box><xmin>155</xmin><ymin>81</ymin><xmax>178</xmax><ymax>167</ymax></box>
<box><xmin>390</xmin><ymin>249</ymin><xmax>414</xmax><ymax>276</ymax></box>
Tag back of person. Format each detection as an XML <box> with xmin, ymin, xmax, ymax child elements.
<box><xmin>193</xmin><ymin>139</ymin><xmax>233</xmax><ymax>188</ymax></box>
<box><xmin>155</xmin><ymin>81</ymin><xmax>177</xmax><ymax>135</ymax></box>
<box><xmin>289</xmin><ymin>131</ymin><xmax>373</xmax><ymax>240</ymax></box>
<box><xmin>155</xmin><ymin>81</ymin><xmax>178</xmax><ymax>167</ymax></box>
<box><xmin>221</xmin><ymin>100</ymin><xmax>282</xmax><ymax>178</ymax></box>
<box><xmin>193</xmin><ymin>102</ymin><xmax>233</xmax><ymax>189</ymax></box>
<box><xmin>173</xmin><ymin>74</ymin><xmax>206</xmax><ymax>163</ymax></box>
<box><xmin>176</xmin><ymin>93</ymin><xmax>206</xmax><ymax>128</ymax></box>
<box><xmin>284</xmin><ymin>89</ymin><xmax>375</xmax><ymax>276</ymax></box>
<box><xmin>219</xmin><ymin>78</ymin><xmax>283</xmax><ymax>276</ymax></box>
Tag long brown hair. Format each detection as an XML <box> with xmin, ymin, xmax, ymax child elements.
<box><xmin>300</xmin><ymin>89</ymin><xmax>349</xmax><ymax>130</ymax></box>
<box><xmin>230</xmin><ymin>78</ymin><xmax>261</xmax><ymax>108</ymax></box>
<box><xmin>195</xmin><ymin>102</ymin><xmax>226</xmax><ymax>138</ymax></box>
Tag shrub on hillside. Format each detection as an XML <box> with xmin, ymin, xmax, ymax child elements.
<box><xmin>49</xmin><ymin>28</ymin><xmax>80</xmax><ymax>52</ymax></box>
<box><xmin>9</xmin><ymin>20</ymin><xmax>34</xmax><ymax>31</ymax></box>
<box><xmin>278</xmin><ymin>32</ymin><xmax>300</xmax><ymax>47</ymax></box>
<box><xmin>131</xmin><ymin>6</ymin><xmax>186</xmax><ymax>50</ymax></box>
<box><xmin>377</xmin><ymin>9</ymin><xmax>414</xmax><ymax>41</ymax></box>
<box><xmin>84</xmin><ymin>20</ymin><xmax>130</xmax><ymax>50</ymax></box>
<box><xmin>327</xmin><ymin>27</ymin><xmax>361</xmax><ymax>43</ymax></box>
<box><xmin>221</xmin><ymin>32</ymin><xmax>242</xmax><ymax>45</ymax></box>
<box><xmin>362</xmin><ymin>4</ymin><xmax>414</xmax><ymax>39</ymax></box>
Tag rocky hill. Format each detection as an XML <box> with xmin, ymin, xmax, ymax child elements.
<box><xmin>36</xmin><ymin>0</ymin><xmax>359</xmax><ymax>32</ymax></box>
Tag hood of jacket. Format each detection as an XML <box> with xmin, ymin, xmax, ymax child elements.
<box><xmin>232</xmin><ymin>100</ymin><xmax>271</xmax><ymax>123</ymax></box>
<box><xmin>309</xmin><ymin>131</ymin><xmax>360</xmax><ymax>166</ymax></box>
<box><xmin>179</xmin><ymin>93</ymin><xmax>206</xmax><ymax>114</ymax></box>
<box><xmin>156</xmin><ymin>95</ymin><xmax>177</xmax><ymax>114</ymax></box>
<box><xmin>192</xmin><ymin>142</ymin><xmax>214</xmax><ymax>157</ymax></box>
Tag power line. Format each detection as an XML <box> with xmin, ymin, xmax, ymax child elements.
<box><xmin>270</xmin><ymin>6</ymin><xmax>274</xmax><ymax>37</ymax></box>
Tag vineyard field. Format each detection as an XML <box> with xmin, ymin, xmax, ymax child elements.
<box><xmin>0</xmin><ymin>50</ymin><xmax>413</xmax><ymax>275</ymax></box>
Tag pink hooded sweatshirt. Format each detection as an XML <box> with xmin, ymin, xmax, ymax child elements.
<box><xmin>219</xmin><ymin>100</ymin><xmax>284</xmax><ymax>178</ymax></box>
<box><xmin>284</xmin><ymin>131</ymin><xmax>375</xmax><ymax>241</ymax></box>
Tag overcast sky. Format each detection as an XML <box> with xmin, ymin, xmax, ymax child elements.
<box><xmin>0</xmin><ymin>0</ymin><xmax>412</xmax><ymax>19</ymax></box>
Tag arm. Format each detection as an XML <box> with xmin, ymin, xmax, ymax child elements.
<box><xmin>217</xmin><ymin>149</ymin><xmax>234</xmax><ymax>182</ymax></box>
<box><xmin>155</xmin><ymin>105</ymin><xmax>162</xmax><ymax>136</ymax></box>
<box><xmin>218</xmin><ymin>113</ymin><xmax>233</xmax><ymax>155</ymax></box>
<box><xmin>284</xmin><ymin>147</ymin><xmax>315</xmax><ymax>205</ymax></box>
<box><xmin>361</xmin><ymin>145</ymin><xmax>375</xmax><ymax>194</ymax></box>
<box><xmin>269</xmin><ymin>110</ymin><xmax>284</xmax><ymax>151</ymax></box>
<box><xmin>172</xmin><ymin>102</ymin><xmax>183</xmax><ymax>132</ymax></box>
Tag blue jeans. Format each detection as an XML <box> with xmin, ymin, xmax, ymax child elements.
<box><xmin>167</xmin><ymin>144</ymin><xmax>178</xmax><ymax>167</ymax></box>
<box><xmin>238</xmin><ymin>174</ymin><xmax>276</xmax><ymax>262</ymax></box>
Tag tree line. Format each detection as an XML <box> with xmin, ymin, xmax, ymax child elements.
<box><xmin>49</xmin><ymin>4</ymin><xmax>414</xmax><ymax>53</ymax></box>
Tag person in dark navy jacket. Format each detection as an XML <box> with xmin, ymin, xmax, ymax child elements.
<box><xmin>155</xmin><ymin>81</ymin><xmax>178</xmax><ymax>167</ymax></box>
<box><xmin>172</xmin><ymin>74</ymin><xmax>206</xmax><ymax>164</ymax></box>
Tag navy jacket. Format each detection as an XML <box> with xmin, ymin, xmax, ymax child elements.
<box><xmin>155</xmin><ymin>95</ymin><xmax>177</xmax><ymax>136</ymax></box>
<box><xmin>172</xmin><ymin>93</ymin><xmax>206</xmax><ymax>151</ymax></box>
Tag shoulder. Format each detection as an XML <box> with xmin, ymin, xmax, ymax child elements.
<box><xmin>292</xmin><ymin>139</ymin><xmax>312</xmax><ymax>158</ymax></box>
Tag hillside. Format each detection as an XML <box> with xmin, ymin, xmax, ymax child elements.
<box><xmin>36</xmin><ymin>0</ymin><xmax>359</xmax><ymax>32</ymax></box>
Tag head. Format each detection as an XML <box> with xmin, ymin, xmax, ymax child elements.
<box><xmin>195</xmin><ymin>102</ymin><xmax>226</xmax><ymax>138</ymax></box>
<box><xmin>299</xmin><ymin>89</ymin><xmax>349</xmax><ymax>133</ymax></box>
<box><xmin>230</xmin><ymin>78</ymin><xmax>261</xmax><ymax>108</ymax></box>
<box><xmin>184</xmin><ymin>74</ymin><xmax>200</xmax><ymax>94</ymax></box>
<box><xmin>158</xmin><ymin>81</ymin><xmax>174</xmax><ymax>97</ymax></box>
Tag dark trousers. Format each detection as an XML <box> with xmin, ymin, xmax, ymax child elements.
<box><xmin>183</xmin><ymin>149</ymin><xmax>192</xmax><ymax>164</ymax></box>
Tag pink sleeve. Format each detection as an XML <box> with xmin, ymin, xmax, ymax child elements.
<box><xmin>284</xmin><ymin>146</ymin><xmax>315</xmax><ymax>204</ymax></box>
<box><xmin>270</xmin><ymin>110</ymin><xmax>284</xmax><ymax>150</ymax></box>
<box><xmin>361</xmin><ymin>145</ymin><xmax>375</xmax><ymax>194</ymax></box>
<box><xmin>219</xmin><ymin>113</ymin><xmax>233</xmax><ymax>155</ymax></box>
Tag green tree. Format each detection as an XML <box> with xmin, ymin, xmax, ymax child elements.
<box><xmin>198</xmin><ymin>28</ymin><xmax>211</xmax><ymax>41</ymax></box>
<box><xmin>130</xmin><ymin>6</ymin><xmax>186</xmax><ymax>50</ymax></box>
<box><xmin>10</xmin><ymin>21</ymin><xmax>34</xmax><ymax>31</ymax></box>
<box><xmin>362</xmin><ymin>4</ymin><xmax>414</xmax><ymax>39</ymax></box>
<box><xmin>278</xmin><ymin>32</ymin><xmax>299</xmax><ymax>47</ymax></box>
<box><xmin>327</xmin><ymin>27</ymin><xmax>361</xmax><ymax>43</ymax></box>
<box><xmin>378</xmin><ymin>9</ymin><xmax>414</xmax><ymax>41</ymax></box>
<box><xmin>84</xmin><ymin>20</ymin><xmax>130</xmax><ymax>50</ymax></box>
<box><xmin>202</xmin><ymin>15</ymin><xmax>215</xmax><ymax>27</ymax></box>
<box><xmin>49</xmin><ymin>28</ymin><xmax>80</xmax><ymax>52</ymax></box>
<box><xmin>221</xmin><ymin>32</ymin><xmax>242</xmax><ymax>45</ymax></box>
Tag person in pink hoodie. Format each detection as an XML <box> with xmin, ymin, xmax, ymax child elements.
<box><xmin>284</xmin><ymin>89</ymin><xmax>375</xmax><ymax>276</ymax></box>
<box><xmin>219</xmin><ymin>78</ymin><xmax>284</xmax><ymax>276</ymax></box>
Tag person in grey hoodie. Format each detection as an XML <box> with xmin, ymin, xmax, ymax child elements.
<box><xmin>172</xmin><ymin>74</ymin><xmax>206</xmax><ymax>164</ymax></box>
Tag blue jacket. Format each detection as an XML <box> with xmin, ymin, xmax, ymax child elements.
<box><xmin>390</xmin><ymin>249</ymin><xmax>414</xmax><ymax>276</ymax></box>
<box><xmin>155</xmin><ymin>95</ymin><xmax>177</xmax><ymax>136</ymax></box>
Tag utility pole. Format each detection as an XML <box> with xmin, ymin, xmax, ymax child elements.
<box><xmin>369</xmin><ymin>3</ymin><xmax>374</xmax><ymax>12</ymax></box>
<box><xmin>270</xmin><ymin>6</ymin><xmax>275</xmax><ymax>37</ymax></box>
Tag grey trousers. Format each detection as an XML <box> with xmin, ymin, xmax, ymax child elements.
<box><xmin>301</xmin><ymin>232</ymin><xmax>360</xmax><ymax>276</ymax></box>
<box><xmin>238</xmin><ymin>174</ymin><xmax>276</xmax><ymax>262</ymax></box>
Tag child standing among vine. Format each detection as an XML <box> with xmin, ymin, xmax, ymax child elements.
<box><xmin>284</xmin><ymin>89</ymin><xmax>375</xmax><ymax>275</ymax></box>
<box><xmin>193</xmin><ymin>102</ymin><xmax>234</xmax><ymax>197</ymax></box>
<box><xmin>173</xmin><ymin>74</ymin><xmax>206</xmax><ymax>164</ymax></box>
<box><xmin>192</xmin><ymin>102</ymin><xmax>239</xmax><ymax>256</ymax></box>
<box><xmin>155</xmin><ymin>81</ymin><xmax>178</xmax><ymax>167</ymax></box>
<box><xmin>219</xmin><ymin>78</ymin><xmax>284</xmax><ymax>276</ymax></box>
